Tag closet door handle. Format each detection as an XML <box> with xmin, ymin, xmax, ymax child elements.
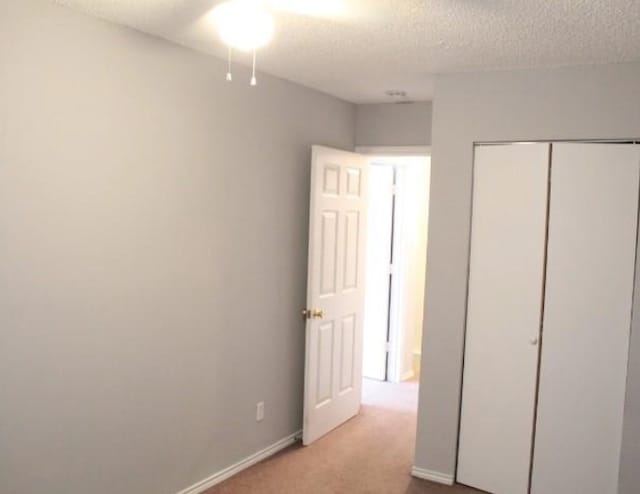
<box><xmin>529</xmin><ymin>337</ymin><xmax>539</xmax><ymax>346</ymax></box>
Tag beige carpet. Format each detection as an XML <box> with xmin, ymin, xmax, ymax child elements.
<box><xmin>206</xmin><ymin>379</ymin><xmax>480</xmax><ymax>494</ymax></box>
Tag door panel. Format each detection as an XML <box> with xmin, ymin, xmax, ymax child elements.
<box><xmin>343</xmin><ymin>211</ymin><xmax>360</xmax><ymax>290</ymax></box>
<box><xmin>303</xmin><ymin>146</ymin><xmax>368</xmax><ymax>445</ymax></box>
<box><xmin>457</xmin><ymin>143</ymin><xmax>550</xmax><ymax>494</ymax></box>
<box><xmin>363</xmin><ymin>165</ymin><xmax>394</xmax><ymax>380</ymax></box>
<box><xmin>531</xmin><ymin>143</ymin><xmax>640</xmax><ymax>494</ymax></box>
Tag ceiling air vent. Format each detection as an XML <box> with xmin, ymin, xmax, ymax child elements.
<box><xmin>385</xmin><ymin>89</ymin><xmax>413</xmax><ymax>104</ymax></box>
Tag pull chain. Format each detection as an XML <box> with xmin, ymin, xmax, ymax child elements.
<box><xmin>226</xmin><ymin>47</ymin><xmax>233</xmax><ymax>82</ymax></box>
<box><xmin>250</xmin><ymin>49</ymin><xmax>257</xmax><ymax>86</ymax></box>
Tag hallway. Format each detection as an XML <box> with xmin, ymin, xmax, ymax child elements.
<box><xmin>206</xmin><ymin>380</ymin><xmax>479</xmax><ymax>494</ymax></box>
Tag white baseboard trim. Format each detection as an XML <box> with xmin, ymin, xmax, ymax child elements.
<box><xmin>176</xmin><ymin>430</ymin><xmax>302</xmax><ymax>494</ymax></box>
<box><xmin>401</xmin><ymin>370</ymin><xmax>415</xmax><ymax>381</ymax></box>
<box><xmin>411</xmin><ymin>466</ymin><xmax>455</xmax><ymax>486</ymax></box>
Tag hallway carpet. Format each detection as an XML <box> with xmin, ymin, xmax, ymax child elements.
<box><xmin>205</xmin><ymin>380</ymin><xmax>480</xmax><ymax>494</ymax></box>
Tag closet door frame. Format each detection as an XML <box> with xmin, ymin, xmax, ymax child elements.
<box><xmin>455</xmin><ymin>139</ymin><xmax>640</xmax><ymax>494</ymax></box>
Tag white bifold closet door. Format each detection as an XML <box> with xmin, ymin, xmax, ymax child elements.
<box><xmin>531</xmin><ymin>143</ymin><xmax>640</xmax><ymax>494</ymax></box>
<box><xmin>459</xmin><ymin>142</ymin><xmax>640</xmax><ymax>494</ymax></box>
<box><xmin>457</xmin><ymin>143</ymin><xmax>551</xmax><ymax>494</ymax></box>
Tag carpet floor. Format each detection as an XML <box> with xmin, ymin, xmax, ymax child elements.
<box><xmin>205</xmin><ymin>379</ymin><xmax>481</xmax><ymax>494</ymax></box>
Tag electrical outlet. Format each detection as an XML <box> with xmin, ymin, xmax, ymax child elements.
<box><xmin>256</xmin><ymin>401</ymin><xmax>265</xmax><ymax>422</ymax></box>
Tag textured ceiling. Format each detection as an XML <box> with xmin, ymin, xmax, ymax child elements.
<box><xmin>56</xmin><ymin>0</ymin><xmax>640</xmax><ymax>103</ymax></box>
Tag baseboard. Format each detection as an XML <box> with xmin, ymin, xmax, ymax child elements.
<box><xmin>401</xmin><ymin>369</ymin><xmax>415</xmax><ymax>381</ymax></box>
<box><xmin>176</xmin><ymin>430</ymin><xmax>302</xmax><ymax>494</ymax></box>
<box><xmin>411</xmin><ymin>466</ymin><xmax>454</xmax><ymax>486</ymax></box>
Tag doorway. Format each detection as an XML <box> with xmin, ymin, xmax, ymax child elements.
<box><xmin>301</xmin><ymin>146</ymin><xmax>430</xmax><ymax>447</ymax></box>
<box><xmin>362</xmin><ymin>154</ymin><xmax>430</xmax><ymax>385</ymax></box>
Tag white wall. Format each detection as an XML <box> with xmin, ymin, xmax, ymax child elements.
<box><xmin>0</xmin><ymin>2</ymin><xmax>355</xmax><ymax>493</ymax></box>
<box><xmin>355</xmin><ymin>102</ymin><xmax>432</xmax><ymax>147</ymax></box>
<box><xmin>414</xmin><ymin>62</ymin><xmax>640</xmax><ymax>494</ymax></box>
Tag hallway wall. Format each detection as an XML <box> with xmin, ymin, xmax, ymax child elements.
<box><xmin>355</xmin><ymin>102</ymin><xmax>433</xmax><ymax>147</ymax></box>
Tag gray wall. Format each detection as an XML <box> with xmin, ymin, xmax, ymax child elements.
<box><xmin>414</xmin><ymin>62</ymin><xmax>640</xmax><ymax>494</ymax></box>
<box><xmin>355</xmin><ymin>102</ymin><xmax>432</xmax><ymax>147</ymax></box>
<box><xmin>0</xmin><ymin>2</ymin><xmax>355</xmax><ymax>494</ymax></box>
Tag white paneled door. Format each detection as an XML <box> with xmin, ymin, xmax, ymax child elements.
<box><xmin>303</xmin><ymin>146</ymin><xmax>369</xmax><ymax>445</ymax></box>
<box><xmin>363</xmin><ymin>165</ymin><xmax>394</xmax><ymax>381</ymax></box>
<box><xmin>457</xmin><ymin>144</ymin><xmax>550</xmax><ymax>494</ymax></box>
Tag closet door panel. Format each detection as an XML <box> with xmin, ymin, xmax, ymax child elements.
<box><xmin>532</xmin><ymin>143</ymin><xmax>640</xmax><ymax>494</ymax></box>
<box><xmin>457</xmin><ymin>144</ymin><xmax>550</xmax><ymax>494</ymax></box>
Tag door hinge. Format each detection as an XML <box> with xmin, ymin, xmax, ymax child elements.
<box><xmin>385</xmin><ymin>341</ymin><xmax>391</xmax><ymax>352</ymax></box>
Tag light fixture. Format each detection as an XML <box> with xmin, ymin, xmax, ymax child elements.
<box><xmin>212</xmin><ymin>0</ymin><xmax>275</xmax><ymax>53</ymax></box>
<box><xmin>211</xmin><ymin>0</ymin><xmax>275</xmax><ymax>86</ymax></box>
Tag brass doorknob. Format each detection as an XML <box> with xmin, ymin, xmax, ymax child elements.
<box><xmin>301</xmin><ymin>308</ymin><xmax>325</xmax><ymax>320</ymax></box>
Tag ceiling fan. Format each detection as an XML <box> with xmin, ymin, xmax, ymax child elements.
<box><xmin>206</xmin><ymin>0</ymin><xmax>354</xmax><ymax>85</ymax></box>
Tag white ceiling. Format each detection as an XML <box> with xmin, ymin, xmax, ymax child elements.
<box><xmin>56</xmin><ymin>0</ymin><xmax>640</xmax><ymax>103</ymax></box>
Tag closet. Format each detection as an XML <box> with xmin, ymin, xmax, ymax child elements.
<box><xmin>457</xmin><ymin>143</ymin><xmax>640</xmax><ymax>494</ymax></box>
